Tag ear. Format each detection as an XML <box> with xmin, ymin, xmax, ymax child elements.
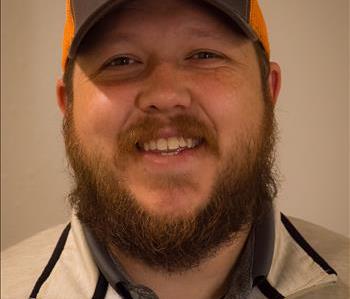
<box><xmin>268</xmin><ymin>62</ymin><xmax>282</xmax><ymax>106</ymax></box>
<box><xmin>56</xmin><ymin>79</ymin><xmax>69</xmax><ymax>116</ymax></box>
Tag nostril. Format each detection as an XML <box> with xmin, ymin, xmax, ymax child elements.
<box><xmin>148</xmin><ymin>105</ymin><xmax>158</xmax><ymax>111</ymax></box>
<box><xmin>136</xmin><ymin>81</ymin><xmax>192</xmax><ymax>113</ymax></box>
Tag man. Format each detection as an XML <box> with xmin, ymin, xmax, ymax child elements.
<box><xmin>2</xmin><ymin>0</ymin><xmax>349</xmax><ymax>298</ymax></box>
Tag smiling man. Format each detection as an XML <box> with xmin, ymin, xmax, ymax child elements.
<box><xmin>2</xmin><ymin>0</ymin><xmax>349</xmax><ymax>299</ymax></box>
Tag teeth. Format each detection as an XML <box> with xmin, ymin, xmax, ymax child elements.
<box><xmin>157</xmin><ymin>139</ymin><xmax>168</xmax><ymax>151</ymax></box>
<box><xmin>141</xmin><ymin>137</ymin><xmax>200</xmax><ymax>152</ymax></box>
<box><xmin>186</xmin><ymin>138</ymin><xmax>193</xmax><ymax>148</ymax></box>
<box><xmin>149</xmin><ymin>140</ymin><xmax>157</xmax><ymax>150</ymax></box>
<box><xmin>179</xmin><ymin>137</ymin><xmax>186</xmax><ymax>148</ymax></box>
<box><xmin>168</xmin><ymin>137</ymin><xmax>179</xmax><ymax>150</ymax></box>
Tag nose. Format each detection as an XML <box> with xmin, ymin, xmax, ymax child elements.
<box><xmin>136</xmin><ymin>63</ymin><xmax>192</xmax><ymax>114</ymax></box>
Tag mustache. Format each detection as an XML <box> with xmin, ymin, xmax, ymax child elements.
<box><xmin>116</xmin><ymin>114</ymin><xmax>220</xmax><ymax>157</ymax></box>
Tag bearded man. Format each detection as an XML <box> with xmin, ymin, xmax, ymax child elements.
<box><xmin>2</xmin><ymin>0</ymin><xmax>349</xmax><ymax>299</ymax></box>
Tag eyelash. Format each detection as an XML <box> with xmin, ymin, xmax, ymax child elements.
<box><xmin>103</xmin><ymin>56</ymin><xmax>139</xmax><ymax>68</ymax></box>
<box><xmin>188</xmin><ymin>51</ymin><xmax>222</xmax><ymax>60</ymax></box>
<box><xmin>102</xmin><ymin>50</ymin><xmax>224</xmax><ymax>69</ymax></box>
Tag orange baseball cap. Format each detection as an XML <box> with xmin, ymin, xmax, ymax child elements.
<box><xmin>62</xmin><ymin>0</ymin><xmax>270</xmax><ymax>70</ymax></box>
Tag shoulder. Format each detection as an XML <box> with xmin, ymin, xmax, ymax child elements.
<box><xmin>1</xmin><ymin>223</ymin><xmax>67</xmax><ymax>299</ymax></box>
<box><xmin>286</xmin><ymin>217</ymin><xmax>349</xmax><ymax>298</ymax></box>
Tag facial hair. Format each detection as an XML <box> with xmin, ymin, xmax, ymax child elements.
<box><xmin>63</xmin><ymin>94</ymin><xmax>277</xmax><ymax>273</ymax></box>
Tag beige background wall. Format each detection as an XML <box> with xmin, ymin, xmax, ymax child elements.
<box><xmin>1</xmin><ymin>0</ymin><xmax>349</xmax><ymax>250</ymax></box>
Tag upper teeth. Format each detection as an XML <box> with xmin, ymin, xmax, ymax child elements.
<box><xmin>141</xmin><ymin>137</ymin><xmax>200</xmax><ymax>152</ymax></box>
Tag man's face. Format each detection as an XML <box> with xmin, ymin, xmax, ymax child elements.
<box><xmin>71</xmin><ymin>0</ymin><xmax>267</xmax><ymax>214</ymax></box>
<box><xmin>60</xmin><ymin>0</ymin><xmax>278</xmax><ymax>271</ymax></box>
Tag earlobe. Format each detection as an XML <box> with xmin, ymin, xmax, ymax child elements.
<box><xmin>268</xmin><ymin>62</ymin><xmax>282</xmax><ymax>106</ymax></box>
<box><xmin>56</xmin><ymin>79</ymin><xmax>68</xmax><ymax>115</ymax></box>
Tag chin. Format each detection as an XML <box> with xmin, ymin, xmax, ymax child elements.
<box><xmin>132</xmin><ymin>189</ymin><xmax>208</xmax><ymax>218</ymax></box>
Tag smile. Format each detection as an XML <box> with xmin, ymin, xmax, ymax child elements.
<box><xmin>137</xmin><ymin>137</ymin><xmax>203</xmax><ymax>156</ymax></box>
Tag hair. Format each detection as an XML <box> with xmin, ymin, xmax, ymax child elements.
<box><xmin>63</xmin><ymin>57</ymin><xmax>75</xmax><ymax>107</ymax></box>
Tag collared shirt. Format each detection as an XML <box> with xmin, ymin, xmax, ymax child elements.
<box><xmin>83</xmin><ymin>209</ymin><xmax>276</xmax><ymax>299</ymax></box>
<box><xmin>3</xmin><ymin>207</ymin><xmax>343</xmax><ymax>299</ymax></box>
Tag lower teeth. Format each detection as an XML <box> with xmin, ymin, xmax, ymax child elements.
<box><xmin>161</xmin><ymin>151</ymin><xmax>179</xmax><ymax>156</ymax></box>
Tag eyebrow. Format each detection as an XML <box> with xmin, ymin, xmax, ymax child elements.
<box><xmin>102</xmin><ymin>27</ymin><xmax>235</xmax><ymax>46</ymax></box>
<box><xmin>104</xmin><ymin>32</ymin><xmax>140</xmax><ymax>44</ymax></box>
<box><xmin>80</xmin><ymin>32</ymin><xmax>141</xmax><ymax>54</ymax></box>
<box><xmin>81</xmin><ymin>21</ymin><xmax>244</xmax><ymax>56</ymax></box>
<box><xmin>185</xmin><ymin>27</ymin><xmax>231</xmax><ymax>42</ymax></box>
<box><xmin>186</xmin><ymin>27</ymin><xmax>222</xmax><ymax>38</ymax></box>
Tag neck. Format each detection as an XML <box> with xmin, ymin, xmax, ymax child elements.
<box><xmin>110</xmin><ymin>229</ymin><xmax>251</xmax><ymax>299</ymax></box>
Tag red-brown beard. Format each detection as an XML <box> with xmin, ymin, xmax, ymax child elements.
<box><xmin>63</xmin><ymin>94</ymin><xmax>277</xmax><ymax>273</ymax></box>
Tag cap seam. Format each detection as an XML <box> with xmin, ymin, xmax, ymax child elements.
<box><xmin>245</xmin><ymin>0</ymin><xmax>251</xmax><ymax>21</ymax></box>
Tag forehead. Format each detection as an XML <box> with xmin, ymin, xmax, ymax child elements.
<box><xmin>78</xmin><ymin>0</ymin><xmax>246</xmax><ymax>53</ymax></box>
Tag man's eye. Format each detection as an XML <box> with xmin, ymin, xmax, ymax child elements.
<box><xmin>191</xmin><ymin>51</ymin><xmax>221</xmax><ymax>60</ymax></box>
<box><xmin>104</xmin><ymin>56</ymin><xmax>138</xmax><ymax>68</ymax></box>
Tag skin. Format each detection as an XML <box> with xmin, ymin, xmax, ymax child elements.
<box><xmin>57</xmin><ymin>0</ymin><xmax>281</xmax><ymax>298</ymax></box>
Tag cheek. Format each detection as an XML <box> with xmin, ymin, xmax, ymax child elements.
<box><xmin>72</xmin><ymin>76</ymin><xmax>135</xmax><ymax>153</ymax></box>
<box><xmin>192</xmin><ymin>68</ymin><xmax>265</xmax><ymax>149</ymax></box>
